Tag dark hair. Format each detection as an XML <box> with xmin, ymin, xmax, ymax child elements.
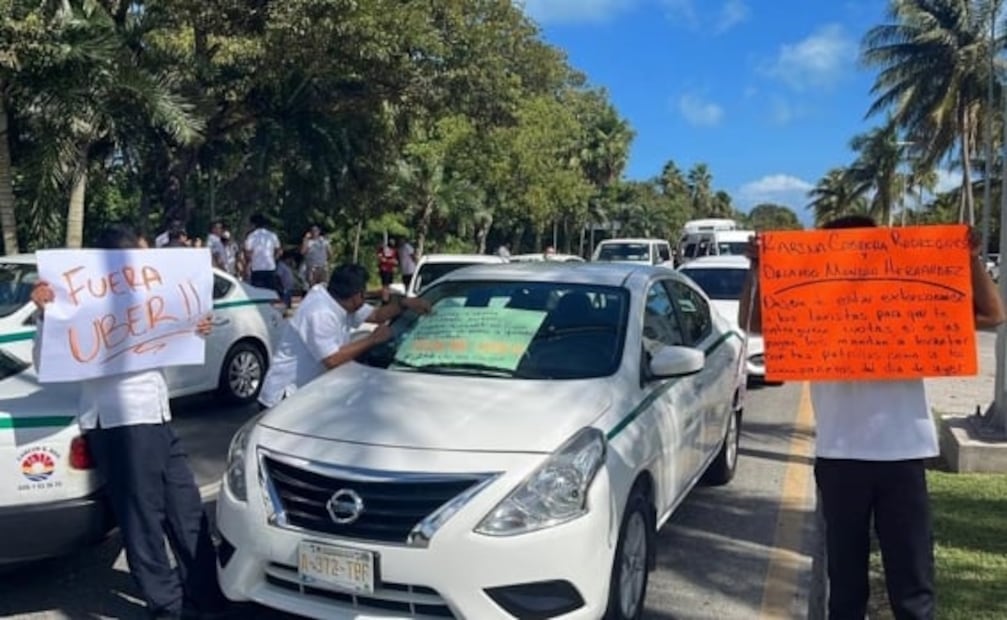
<box><xmin>822</xmin><ymin>215</ymin><xmax>877</xmax><ymax>230</ymax></box>
<box><xmin>328</xmin><ymin>264</ymin><xmax>368</xmax><ymax>300</ymax></box>
<box><xmin>168</xmin><ymin>228</ymin><xmax>187</xmax><ymax>241</ymax></box>
<box><xmin>95</xmin><ymin>223</ymin><xmax>141</xmax><ymax>249</ymax></box>
<box><xmin>250</xmin><ymin>213</ymin><xmax>267</xmax><ymax>228</ymax></box>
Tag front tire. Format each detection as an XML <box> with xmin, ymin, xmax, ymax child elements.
<box><xmin>218</xmin><ymin>341</ymin><xmax>266</xmax><ymax>405</ymax></box>
<box><xmin>604</xmin><ymin>488</ymin><xmax>653</xmax><ymax>620</ymax></box>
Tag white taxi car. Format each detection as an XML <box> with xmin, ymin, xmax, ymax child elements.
<box><xmin>217</xmin><ymin>262</ymin><xmax>745</xmax><ymax>619</ymax></box>
<box><xmin>0</xmin><ymin>254</ymin><xmax>283</xmax><ymax>565</ymax></box>
<box><xmin>677</xmin><ymin>255</ymin><xmax>767</xmax><ymax>380</ymax></box>
<box><xmin>390</xmin><ymin>253</ymin><xmax>507</xmax><ymax>297</ymax></box>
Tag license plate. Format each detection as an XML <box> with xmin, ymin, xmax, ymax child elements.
<box><xmin>298</xmin><ymin>541</ymin><xmax>376</xmax><ymax>594</ymax></box>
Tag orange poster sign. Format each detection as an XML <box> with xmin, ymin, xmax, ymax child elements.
<box><xmin>758</xmin><ymin>225</ymin><xmax>976</xmax><ymax>382</ymax></box>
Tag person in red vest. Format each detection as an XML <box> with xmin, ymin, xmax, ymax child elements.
<box><xmin>377</xmin><ymin>241</ymin><xmax>398</xmax><ymax>303</ymax></box>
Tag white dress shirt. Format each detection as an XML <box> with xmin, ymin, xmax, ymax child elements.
<box><xmin>258</xmin><ymin>285</ymin><xmax>374</xmax><ymax>407</ymax></box>
<box><xmin>33</xmin><ymin>318</ymin><xmax>171</xmax><ymax>430</ymax></box>
<box><xmin>244</xmin><ymin>228</ymin><xmax>281</xmax><ymax>272</ymax></box>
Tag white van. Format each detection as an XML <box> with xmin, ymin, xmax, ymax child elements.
<box><xmin>591</xmin><ymin>238</ymin><xmax>674</xmax><ymax>267</ymax></box>
<box><xmin>678</xmin><ymin>228</ymin><xmax>754</xmax><ymax>265</ymax></box>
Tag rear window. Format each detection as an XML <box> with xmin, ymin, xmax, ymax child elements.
<box><xmin>596</xmin><ymin>243</ymin><xmax>651</xmax><ymax>262</ymax></box>
<box><xmin>679</xmin><ymin>267</ymin><xmax>749</xmax><ymax>300</ymax></box>
<box><xmin>0</xmin><ymin>262</ymin><xmax>38</xmax><ymax>319</ymax></box>
<box><xmin>414</xmin><ymin>262</ymin><xmax>488</xmax><ymax>294</ymax></box>
<box><xmin>0</xmin><ymin>348</ymin><xmax>29</xmax><ymax>380</ymax></box>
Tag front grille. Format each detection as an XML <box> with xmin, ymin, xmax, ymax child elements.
<box><xmin>262</xmin><ymin>456</ymin><xmax>485</xmax><ymax>544</ymax></box>
<box><xmin>265</xmin><ymin>562</ymin><xmax>456</xmax><ymax>618</ymax></box>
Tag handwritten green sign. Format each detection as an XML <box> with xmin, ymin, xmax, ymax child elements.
<box><xmin>395</xmin><ymin>307</ymin><xmax>547</xmax><ymax>370</ymax></box>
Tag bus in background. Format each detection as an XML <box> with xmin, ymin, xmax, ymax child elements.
<box><xmin>677</xmin><ymin>219</ymin><xmax>754</xmax><ymax>266</ymax></box>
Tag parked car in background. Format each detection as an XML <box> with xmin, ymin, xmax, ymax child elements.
<box><xmin>591</xmin><ymin>238</ymin><xmax>675</xmax><ymax>268</ymax></box>
<box><xmin>508</xmin><ymin>252</ymin><xmax>585</xmax><ymax>263</ymax></box>
<box><xmin>0</xmin><ymin>253</ymin><xmax>284</xmax><ymax>566</ymax></box>
<box><xmin>390</xmin><ymin>253</ymin><xmax>507</xmax><ymax>297</ymax></box>
<box><xmin>677</xmin><ymin>255</ymin><xmax>767</xmax><ymax>381</ymax></box>
<box><xmin>216</xmin><ymin>261</ymin><xmax>745</xmax><ymax>619</ymax></box>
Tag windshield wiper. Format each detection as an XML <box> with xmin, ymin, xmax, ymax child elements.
<box><xmin>391</xmin><ymin>360</ymin><xmax>523</xmax><ymax>378</ymax></box>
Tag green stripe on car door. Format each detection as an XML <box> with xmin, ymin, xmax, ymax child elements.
<box><xmin>0</xmin><ymin>416</ymin><xmax>76</xmax><ymax>430</ymax></box>
<box><xmin>606</xmin><ymin>330</ymin><xmax>741</xmax><ymax>440</ymax></box>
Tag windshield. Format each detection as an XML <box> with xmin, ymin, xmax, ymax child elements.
<box><xmin>714</xmin><ymin>241</ymin><xmax>747</xmax><ymax>256</ymax></box>
<box><xmin>414</xmin><ymin>262</ymin><xmax>489</xmax><ymax>294</ymax></box>
<box><xmin>679</xmin><ymin>268</ymin><xmax>749</xmax><ymax>300</ymax></box>
<box><xmin>361</xmin><ymin>280</ymin><xmax>628</xmax><ymax>379</ymax></box>
<box><xmin>0</xmin><ymin>263</ymin><xmax>38</xmax><ymax>318</ymax></box>
<box><xmin>596</xmin><ymin>243</ymin><xmax>650</xmax><ymax>262</ymax></box>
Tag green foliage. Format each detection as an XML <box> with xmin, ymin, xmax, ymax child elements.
<box><xmin>745</xmin><ymin>203</ymin><xmax>803</xmax><ymax>231</ymax></box>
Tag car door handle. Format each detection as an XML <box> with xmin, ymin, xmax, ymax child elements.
<box><xmin>211</xmin><ymin>318</ymin><xmax>231</xmax><ymax>327</ymax></box>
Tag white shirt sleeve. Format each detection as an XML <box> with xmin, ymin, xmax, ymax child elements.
<box><xmin>354</xmin><ymin>304</ymin><xmax>375</xmax><ymax>326</ymax></box>
<box><xmin>297</xmin><ymin>310</ymin><xmax>346</xmax><ymax>363</ymax></box>
<box><xmin>271</xmin><ymin>232</ymin><xmax>281</xmax><ymax>253</ymax></box>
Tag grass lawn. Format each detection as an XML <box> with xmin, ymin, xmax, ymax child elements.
<box><xmin>868</xmin><ymin>470</ymin><xmax>1007</xmax><ymax>619</ymax></box>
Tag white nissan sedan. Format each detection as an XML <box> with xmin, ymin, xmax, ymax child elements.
<box><xmin>217</xmin><ymin>262</ymin><xmax>745</xmax><ymax>620</ymax></box>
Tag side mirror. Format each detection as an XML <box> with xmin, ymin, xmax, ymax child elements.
<box><xmin>649</xmin><ymin>346</ymin><xmax>705</xmax><ymax>379</ymax></box>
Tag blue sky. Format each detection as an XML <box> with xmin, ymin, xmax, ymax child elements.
<box><xmin>520</xmin><ymin>0</ymin><xmax>955</xmax><ymax>223</ymax></box>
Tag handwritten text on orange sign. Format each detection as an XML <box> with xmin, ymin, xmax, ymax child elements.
<box><xmin>758</xmin><ymin>225</ymin><xmax>975</xmax><ymax>381</ymax></box>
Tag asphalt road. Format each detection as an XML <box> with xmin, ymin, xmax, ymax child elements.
<box><xmin>0</xmin><ymin>380</ymin><xmax>820</xmax><ymax>620</ymax></box>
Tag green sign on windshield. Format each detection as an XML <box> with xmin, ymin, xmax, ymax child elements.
<box><xmin>395</xmin><ymin>306</ymin><xmax>547</xmax><ymax>371</ymax></box>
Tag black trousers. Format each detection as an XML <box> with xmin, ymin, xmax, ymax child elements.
<box><xmin>88</xmin><ymin>423</ymin><xmax>220</xmax><ymax>617</ymax></box>
<box><xmin>815</xmin><ymin>458</ymin><xmax>935</xmax><ymax>620</ymax></box>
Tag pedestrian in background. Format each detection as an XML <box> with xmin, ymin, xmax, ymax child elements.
<box><xmin>29</xmin><ymin>224</ymin><xmax>226</xmax><ymax>620</ymax></box>
<box><xmin>396</xmin><ymin>237</ymin><xmax>417</xmax><ymax>290</ymax></box>
<box><xmin>377</xmin><ymin>241</ymin><xmax>398</xmax><ymax>303</ymax></box>
<box><xmin>300</xmin><ymin>225</ymin><xmax>331</xmax><ymax>284</ymax></box>
<box><xmin>207</xmin><ymin>221</ymin><xmax>227</xmax><ymax>270</ymax></box>
<box><xmin>739</xmin><ymin>216</ymin><xmax>1005</xmax><ymax>620</ymax></box>
<box><xmin>243</xmin><ymin>213</ymin><xmax>282</xmax><ymax>292</ymax></box>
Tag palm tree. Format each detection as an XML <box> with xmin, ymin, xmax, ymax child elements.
<box><xmin>806</xmin><ymin>168</ymin><xmax>869</xmax><ymax>226</ymax></box>
<box><xmin>847</xmin><ymin>123</ymin><xmax>905</xmax><ymax>225</ymax></box>
<box><xmin>861</xmin><ymin>0</ymin><xmax>998</xmax><ymax>225</ymax></box>
<box><xmin>687</xmin><ymin>163</ymin><xmax>713</xmax><ymax>216</ymax></box>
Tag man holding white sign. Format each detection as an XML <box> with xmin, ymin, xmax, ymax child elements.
<box><xmin>31</xmin><ymin>223</ymin><xmax>226</xmax><ymax>620</ymax></box>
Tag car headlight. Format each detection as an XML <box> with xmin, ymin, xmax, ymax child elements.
<box><xmin>225</xmin><ymin>414</ymin><xmax>262</xmax><ymax>502</ymax></box>
<box><xmin>475</xmin><ymin>427</ymin><xmax>606</xmax><ymax>536</ymax></box>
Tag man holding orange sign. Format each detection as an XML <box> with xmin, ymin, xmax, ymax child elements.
<box><xmin>739</xmin><ymin>215</ymin><xmax>1004</xmax><ymax>620</ymax></box>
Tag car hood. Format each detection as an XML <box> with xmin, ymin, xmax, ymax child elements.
<box><xmin>259</xmin><ymin>363</ymin><xmax>614</xmax><ymax>454</ymax></box>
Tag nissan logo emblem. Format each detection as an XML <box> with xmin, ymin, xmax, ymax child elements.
<box><xmin>326</xmin><ymin>489</ymin><xmax>364</xmax><ymax>525</ymax></box>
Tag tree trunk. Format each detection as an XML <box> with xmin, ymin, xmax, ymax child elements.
<box><xmin>0</xmin><ymin>93</ymin><xmax>19</xmax><ymax>255</ymax></box>
<box><xmin>65</xmin><ymin>153</ymin><xmax>88</xmax><ymax>249</ymax></box>
<box><xmin>416</xmin><ymin>198</ymin><xmax>434</xmax><ymax>257</ymax></box>
<box><xmin>352</xmin><ymin>219</ymin><xmax>363</xmax><ymax>262</ymax></box>
<box><xmin>960</xmin><ymin>111</ymin><xmax>975</xmax><ymax>225</ymax></box>
<box><xmin>474</xmin><ymin>216</ymin><xmax>492</xmax><ymax>254</ymax></box>
<box><xmin>533</xmin><ymin>226</ymin><xmax>543</xmax><ymax>253</ymax></box>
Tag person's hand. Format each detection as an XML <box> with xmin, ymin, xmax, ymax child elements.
<box><xmin>195</xmin><ymin>314</ymin><xmax>213</xmax><ymax>337</ymax></box>
<box><xmin>402</xmin><ymin>297</ymin><xmax>432</xmax><ymax>315</ymax></box>
<box><xmin>370</xmin><ymin>324</ymin><xmax>393</xmax><ymax>344</ymax></box>
<box><xmin>743</xmin><ymin>234</ymin><xmax>761</xmax><ymax>266</ymax></box>
<box><xmin>30</xmin><ymin>281</ymin><xmax>54</xmax><ymax>313</ymax></box>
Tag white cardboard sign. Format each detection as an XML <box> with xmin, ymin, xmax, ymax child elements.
<box><xmin>36</xmin><ymin>248</ymin><xmax>213</xmax><ymax>382</ymax></box>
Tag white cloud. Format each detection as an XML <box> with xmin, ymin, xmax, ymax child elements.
<box><xmin>520</xmin><ymin>0</ymin><xmax>636</xmax><ymax>24</ymax></box>
<box><xmin>715</xmin><ymin>0</ymin><xmax>749</xmax><ymax>33</ymax></box>
<box><xmin>738</xmin><ymin>174</ymin><xmax>814</xmax><ymax>208</ymax></box>
<box><xmin>661</xmin><ymin>0</ymin><xmax>699</xmax><ymax>28</ymax></box>
<box><xmin>765</xmin><ymin>24</ymin><xmax>856</xmax><ymax>90</ymax></box>
<box><xmin>662</xmin><ymin>0</ymin><xmax>747</xmax><ymax>32</ymax></box>
<box><xmin>678</xmin><ymin>93</ymin><xmax>724</xmax><ymax>126</ymax></box>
